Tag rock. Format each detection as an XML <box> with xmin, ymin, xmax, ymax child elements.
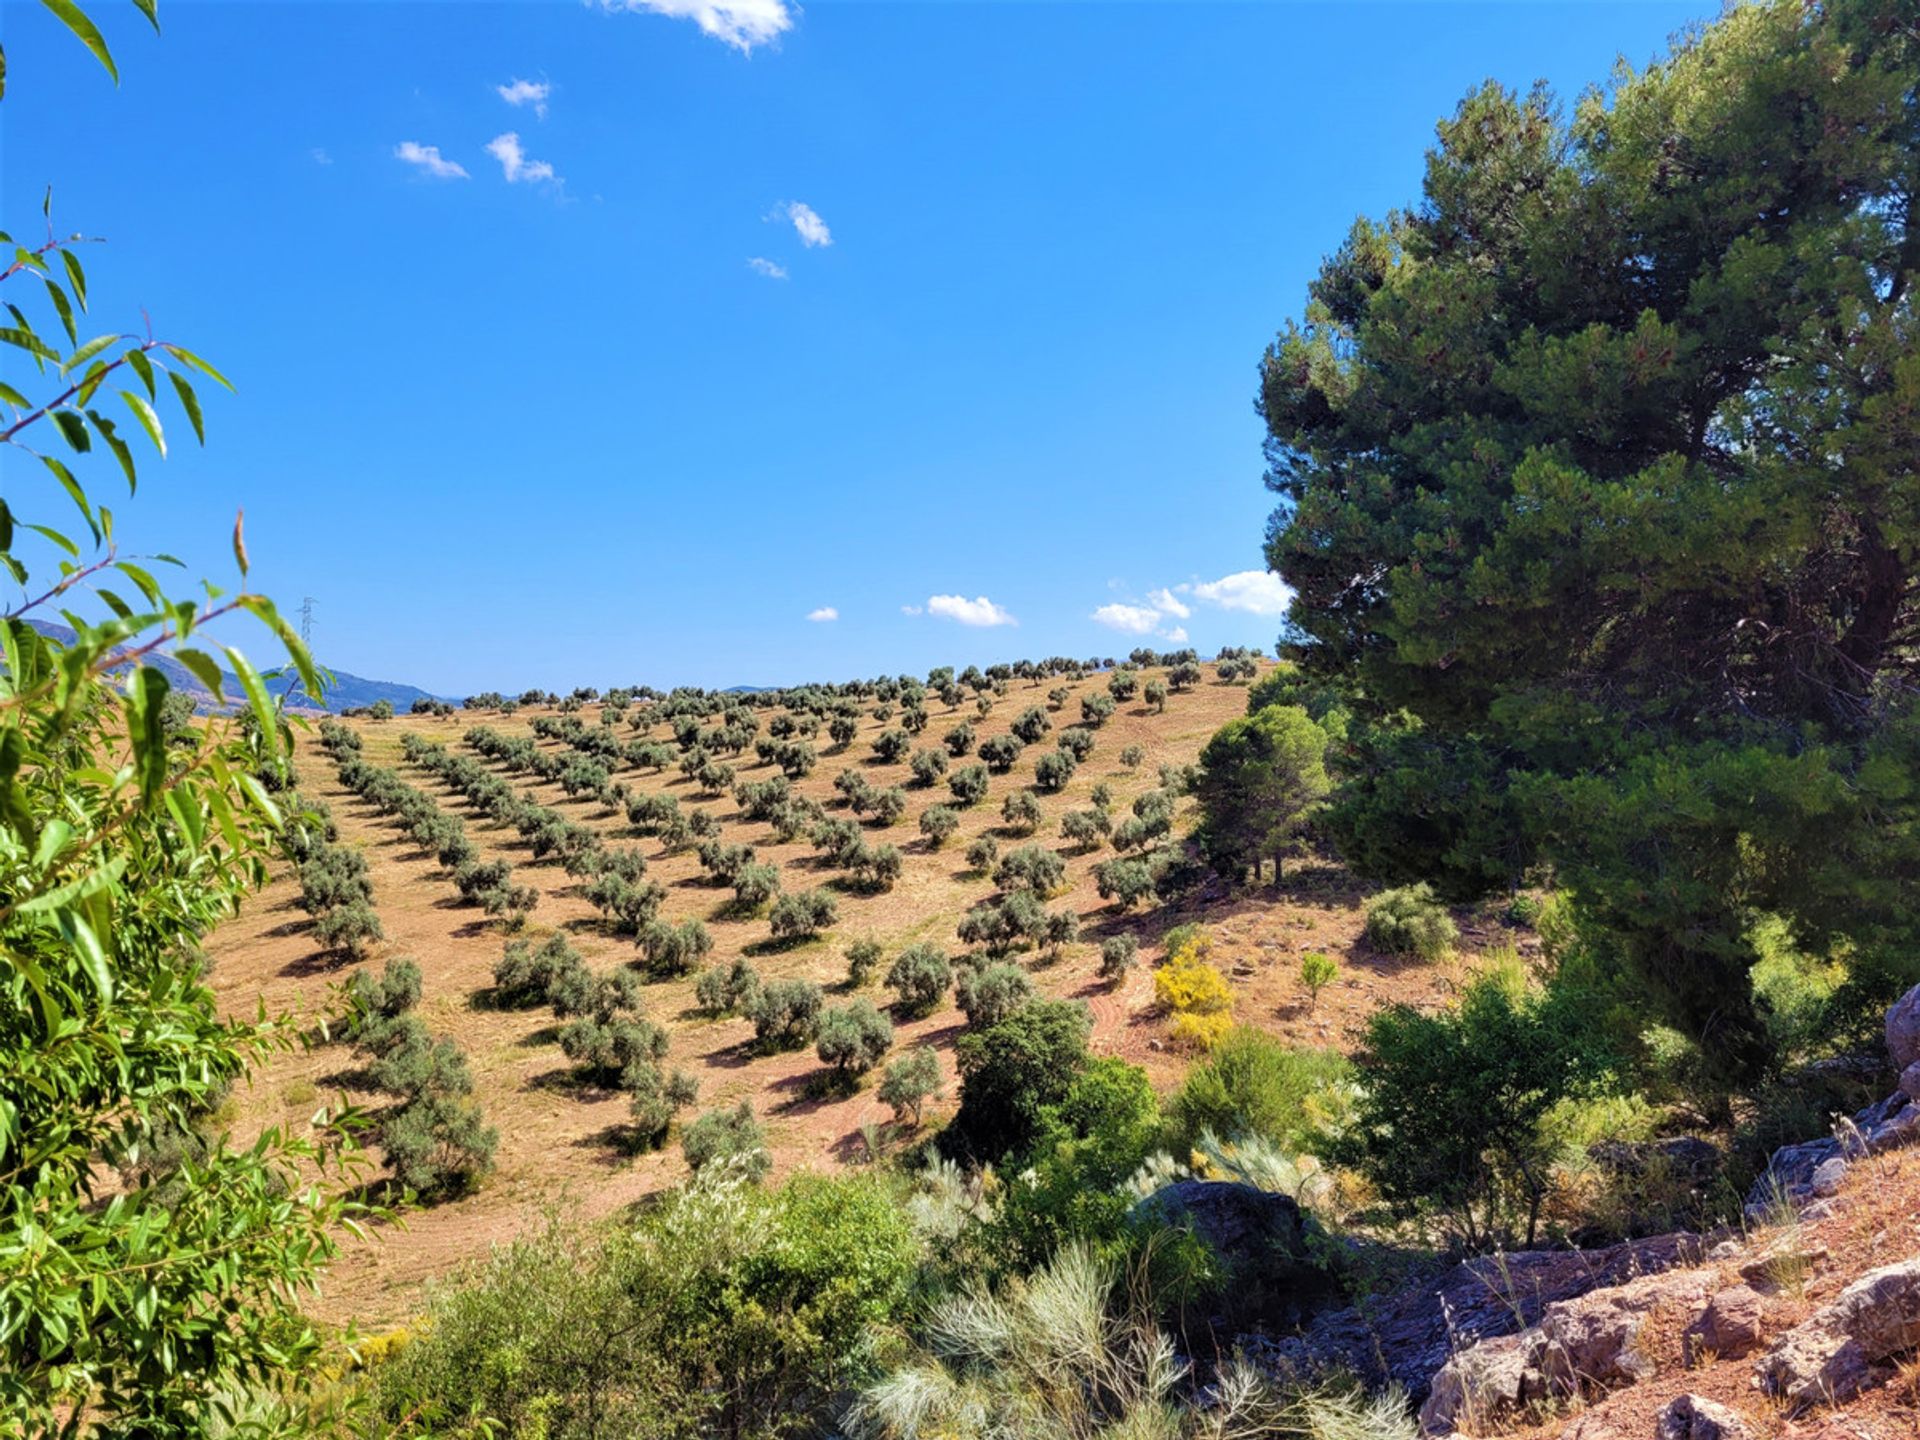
<box><xmin>1739</xmin><ymin>1240</ymin><xmax>1830</xmax><ymax>1290</ymax></box>
<box><xmin>1901</xmin><ymin>1060</ymin><xmax>1920</xmax><ymax>1101</ymax></box>
<box><xmin>1272</xmin><ymin>1231</ymin><xmax>1707</xmax><ymax>1404</ymax></box>
<box><xmin>1128</xmin><ymin>1179</ymin><xmax>1327</xmax><ymax>1326</ymax></box>
<box><xmin>1420</xmin><ymin>1267</ymin><xmax>1714</xmax><ymax>1434</ymax></box>
<box><xmin>1758</xmin><ymin>1258</ymin><xmax>1920</xmax><ymax>1410</ymax></box>
<box><xmin>1655</xmin><ymin>1394</ymin><xmax>1756</xmax><ymax>1440</ymax></box>
<box><xmin>1745</xmin><ymin>1137</ymin><xmax>1842</xmax><ymax>1217</ymax></box>
<box><xmin>1685</xmin><ymin>1285</ymin><xmax>1766</xmax><ymax>1361</ymax></box>
<box><xmin>1538</xmin><ymin>1267</ymin><xmax>1715</xmax><ymax>1391</ymax></box>
<box><xmin>1809</xmin><ymin>1156</ymin><xmax>1849</xmax><ymax>1197</ymax></box>
<box><xmin>1888</xmin><ymin>982</ymin><xmax>1920</xmax><ymax>1071</ymax></box>
<box><xmin>1419</xmin><ymin>1332</ymin><xmax>1543</xmax><ymax>1436</ymax></box>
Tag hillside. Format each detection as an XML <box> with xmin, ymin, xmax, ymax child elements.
<box><xmin>204</xmin><ymin>660</ymin><xmax>1470</xmax><ymax>1324</ymax></box>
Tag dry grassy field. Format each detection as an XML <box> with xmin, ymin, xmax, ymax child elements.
<box><xmin>205</xmin><ymin>664</ymin><xmax>1473</xmax><ymax>1327</ymax></box>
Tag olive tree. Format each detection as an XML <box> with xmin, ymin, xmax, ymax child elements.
<box><xmin>816</xmin><ymin>1000</ymin><xmax>894</xmax><ymax>1077</ymax></box>
<box><xmin>886</xmin><ymin>944</ymin><xmax>953</xmax><ymax>1016</ymax></box>
<box><xmin>919</xmin><ymin>805</ymin><xmax>961</xmax><ymax>848</ymax></box>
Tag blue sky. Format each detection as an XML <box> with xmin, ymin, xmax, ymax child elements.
<box><xmin>3</xmin><ymin>0</ymin><xmax>1705</xmax><ymax>695</ymax></box>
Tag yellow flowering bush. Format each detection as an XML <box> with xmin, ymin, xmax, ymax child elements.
<box><xmin>1155</xmin><ymin>942</ymin><xmax>1233</xmax><ymax>1050</ymax></box>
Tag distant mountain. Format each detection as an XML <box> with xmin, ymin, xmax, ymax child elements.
<box><xmin>23</xmin><ymin>620</ymin><xmax>456</xmax><ymax>714</ymax></box>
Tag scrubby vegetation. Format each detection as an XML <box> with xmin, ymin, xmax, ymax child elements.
<box><xmin>20</xmin><ymin>4</ymin><xmax>1920</xmax><ymax>1436</ymax></box>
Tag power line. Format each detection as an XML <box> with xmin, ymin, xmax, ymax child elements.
<box><xmin>299</xmin><ymin>597</ymin><xmax>316</xmax><ymax>650</ymax></box>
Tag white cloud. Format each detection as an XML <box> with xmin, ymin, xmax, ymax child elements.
<box><xmin>900</xmin><ymin>604</ymin><xmax>923</xmax><ymax>616</ymax></box>
<box><xmin>1163</xmin><ymin>625</ymin><xmax>1188</xmax><ymax>643</ymax></box>
<box><xmin>496</xmin><ymin>78</ymin><xmax>551</xmax><ymax>119</ymax></box>
<box><xmin>806</xmin><ymin>606</ymin><xmax>838</xmax><ymax>622</ymax></box>
<box><xmin>310</xmin><ymin>147</ymin><xmax>333</xmax><ymax>166</ymax></box>
<box><xmin>486</xmin><ymin>132</ymin><xmax>557</xmax><ymax>185</ymax></box>
<box><xmin>1147</xmin><ymin>587</ymin><xmax>1190</xmax><ymax>620</ymax></box>
<box><xmin>925</xmin><ymin>594</ymin><xmax>1016</xmax><ymax>628</ymax></box>
<box><xmin>602</xmin><ymin>0</ymin><xmax>793</xmax><ymax>52</ymax></box>
<box><xmin>394</xmin><ymin>141</ymin><xmax>468</xmax><ymax>180</ymax></box>
<box><xmin>747</xmin><ymin>256</ymin><xmax>789</xmax><ymax>280</ymax></box>
<box><xmin>785</xmin><ymin>201</ymin><xmax>831</xmax><ymax>247</ymax></box>
<box><xmin>1091</xmin><ymin>602</ymin><xmax>1164</xmax><ymax>636</ymax></box>
<box><xmin>1182</xmin><ymin>569</ymin><xmax>1292</xmax><ymax>617</ymax></box>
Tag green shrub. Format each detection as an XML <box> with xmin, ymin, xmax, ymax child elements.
<box><xmin>886</xmin><ymin>943</ymin><xmax>952</xmax><ymax>1017</ymax></box>
<box><xmin>749</xmin><ymin>978</ymin><xmax>825</xmax><ymax>1049</ymax></box>
<box><xmin>1167</xmin><ymin>1026</ymin><xmax>1348</xmax><ymax>1155</ymax></box>
<box><xmin>816</xmin><ymin>1000</ymin><xmax>894</xmax><ymax>1076</ymax></box>
<box><xmin>769</xmin><ymin>889</ymin><xmax>837</xmax><ymax>943</ymax></box>
<box><xmin>942</xmin><ymin>722</ymin><xmax>976</xmax><ymax>757</ymax></box>
<box><xmin>1000</xmin><ymin>790</ymin><xmax>1042</xmax><ymax>834</ymax></box>
<box><xmin>1363</xmin><ymin>883</ymin><xmax>1459</xmax><ymax>961</ymax></box>
<box><xmin>313</xmin><ymin>900</ymin><xmax>383</xmax><ymax>961</ymax></box>
<box><xmin>681</xmin><ymin>1102</ymin><xmax>771</xmax><ymax>1180</ymax></box>
<box><xmin>1034</xmin><ymin>749</ymin><xmax>1076</xmax><ymax>792</ymax></box>
<box><xmin>845</xmin><ymin>938</ymin><xmax>883</xmax><ymax>987</ymax></box>
<box><xmin>1099</xmin><ymin>933</ymin><xmax>1138</xmax><ymax>981</ymax></box>
<box><xmin>910</xmin><ymin>748</ymin><xmax>948</xmax><ymax>787</ymax></box>
<box><xmin>878</xmin><ymin>1047</ymin><xmax>942</xmax><ymax>1126</ymax></box>
<box><xmin>1300</xmin><ymin>951</ymin><xmax>1338</xmax><ymax>1013</ymax></box>
<box><xmin>1011</xmin><ymin>706</ymin><xmax>1051</xmax><ymax>744</ymax></box>
<box><xmin>948</xmin><ymin>999</ymin><xmax>1092</xmax><ymax>1161</ymax></box>
<box><xmin>695</xmin><ymin>958</ymin><xmax>761</xmax><ymax>1016</ymax></box>
<box><xmin>977</xmin><ymin>735</ymin><xmax>1023</xmax><ymax>774</ymax></box>
<box><xmin>919</xmin><ymin>805</ymin><xmax>960</xmax><ymax>848</ymax></box>
<box><xmin>955</xmin><ymin>962</ymin><xmax>1034</xmax><ymax>1028</ymax></box>
<box><xmin>1331</xmin><ymin>971</ymin><xmax>1614</xmax><ymax>1249</ymax></box>
<box><xmin>947</xmin><ymin>764</ymin><xmax>989</xmax><ymax>807</ymax></box>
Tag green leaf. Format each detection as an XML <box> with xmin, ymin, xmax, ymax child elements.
<box><xmin>159</xmin><ymin>343</ymin><xmax>233</xmax><ymax>390</ymax></box>
<box><xmin>125</xmin><ymin>664</ymin><xmax>170</xmax><ymax>802</ymax></box>
<box><xmin>51</xmin><ymin>409</ymin><xmax>90</xmax><ymax>453</ymax></box>
<box><xmin>175</xmin><ymin>647</ymin><xmax>225</xmax><ymax>698</ymax></box>
<box><xmin>131</xmin><ymin>0</ymin><xmax>159</xmax><ymax>32</ymax></box>
<box><xmin>43</xmin><ymin>279</ymin><xmax>76</xmax><ymax>345</ymax></box>
<box><xmin>0</xmin><ymin>381</ymin><xmax>29</xmax><ymax>409</ymax></box>
<box><xmin>0</xmin><ymin>326</ymin><xmax>59</xmax><ymax>364</ymax></box>
<box><xmin>121</xmin><ymin>390</ymin><xmax>165</xmax><ymax>458</ymax></box>
<box><xmin>87</xmin><ymin>410</ymin><xmax>136</xmax><ymax>492</ymax></box>
<box><xmin>37</xmin><ymin>0</ymin><xmax>119</xmax><ymax>85</ymax></box>
<box><xmin>57</xmin><ymin>908</ymin><xmax>114</xmax><ymax>1004</ymax></box>
<box><xmin>225</xmin><ymin>646</ymin><xmax>280</xmax><ymax>769</ymax></box>
<box><xmin>125</xmin><ymin>347</ymin><xmax>155</xmax><ymax>398</ymax></box>
<box><xmin>62</xmin><ymin>332</ymin><xmax>120</xmax><ymax>374</ymax></box>
<box><xmin>167</xmin><ymin>370</ymin><xmax>204</xmax><ymax>444</ymax></box>
<box><xmin>60</xmin><ymin>247</ymin><xmax>87</xmax><ymax>310</ymax></box>
<box><xmin>38</xmin><ymin>457</ymin><xmax>100</xmax><ymax>545</ymax></box>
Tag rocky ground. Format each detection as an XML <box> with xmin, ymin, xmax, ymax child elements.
<box><xmin>1262</xmin><ymin>985</ymin><xmax>1920</xmax><ymax>1440</ymax></box>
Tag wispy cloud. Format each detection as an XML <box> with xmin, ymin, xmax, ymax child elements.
<box><xmin>1146</xmin><ymin>587</ymin><xmax>1190</xmax><ymax>620</ymax></box>
<box><xmin>747</xmin><ymin>256</ymin><xmax>789</xmax><ymax>280</ymax></box>
<box><xmin>1183</xmin><ymin>569</ymin><xmax>1291</xmax><ymax>617</ymax></box>
<box><xmin>1093</xmin><ymin>571</ymin><xmax>1274</xmax><ymax>641</ymax></box>
<box><xmin>601</xmin><ymin>0</ymin><xmax>794</xmax><ymax>53</ymax></box>
<box><xmin>394</xmin><ymin>142</ymin><xmax>468</xmax><ymax>180</ymax></box>
<box><xmin>496</xmin><ymin>78</ymin><xmax>551</xmax><ymax>119</ymax></box>
<box><xmin>924</xmin><ymin>594</ymin><xmax>1016</xmax><ymax>628</ymax></box>
<box><xmin>486</xmin><ymin>132</ymin><xmax>558</xmax><ymax>185</ymax></box>
<box><xmin>784</xmin><ymin>201</ymin><xmax>831</xmax><ymax>247</ymax></box>
<box><xmin>806</xmin><ymin>606</ymin><xmax>838</xmax><ymax>622</ymax></box>
<box><xmin>310</xmin><ymin>147</ymin><xmax>334</xmax><ymax>166</ymax></box>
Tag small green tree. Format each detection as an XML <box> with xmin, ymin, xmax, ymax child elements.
<box><xmin>955</xmin><ymin>962</ymin><xmax>1035</xmax><ymax>1029</ymax></box>
<box><xmin>681</xmin><ymin>1102</ymin><xmax>772</xmax><ymax>1181</ymax></box>
<box><xmin>1000</xmin><ymin>790</ymin><xmax>1043</xmax><ymax>834</ymax></box>
<box><xmin>1300</xmin><ymin>951</ymin><xmax>1338</xmax><ymax>1014</ymax></box>
<box><xmin>816</xmin><ymin>1000</ymin><xmax>894</xmax><ymax>1077</ymax></box>
<box><xmin>878</xmin><ymin>1046</ymin><xmax>943</xmax><ymax>1126</ymax></box>
<box><xmin>1333</xmin><ymin>975</ymin><xmax>1614</xmax><ymax>1249</ymax></box>
<box><xmin>1193</xmin><ymin>705</ymin><xmax>1330</xmax><ymax>883</ymax></box>
<box><xmin>919</xmin><ymin>805</ymin><xmax>960</xmax><ymax>848</ymax></box>
<box><xmin>1099</xmin><ymin>933</ymin><xmax>1138</xmax><ymax>982</ymax></box>
<box><xmin>948</xmin><ymin>764</ymin><xmax>990</xmax><ymax>807</ymax></box>
<box><xmin>845</xmin><ymin>938</ymin><xmax>884</xmax><ymax>987</ymax></box>
<box><xmin>885</xmin><ymin>943</ymin><xmax>953</xmax><ymax>1017</ymax></box>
